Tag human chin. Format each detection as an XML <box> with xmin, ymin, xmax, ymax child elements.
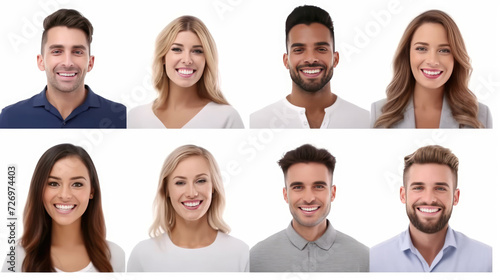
<box><xmin>290</xmin><ymin>66</ymin><xmax>333</xmax><ymax>93</ymax></box>
<box><xmin>407</xmin><ymin>204</ymin><xmax>451</xmax><ymax>234</ymax></box>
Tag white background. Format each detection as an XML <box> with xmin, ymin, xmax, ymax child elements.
<box><xmin>0</xmin><ymin>0</ymin><xmax>499</xmax><ymax>279</ymax></box>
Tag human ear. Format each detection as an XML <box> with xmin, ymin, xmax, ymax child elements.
<box><xmin>400</xmin><ymin>186</ymin><xmax>406</xmax><ymax>204</ymax></box>
<box><xmin>283</xmin><ymin>53</ymin><xmax>289</xmax><ymax>69</ymax></box>
<box><xmin>283</xmin><ymin>187</ymin><xmax>288</xmax><ymax>203</ymax></box>
<box><xmin>37</xmin><ymin>54</ymin><xmax>45</xmax><ymax>71</ymax></box>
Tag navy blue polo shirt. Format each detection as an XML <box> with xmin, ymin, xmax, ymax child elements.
<box><xmin>0</xmin><ymin>85</ymin><xmax>126</xmax><ymax>128</ymax></box>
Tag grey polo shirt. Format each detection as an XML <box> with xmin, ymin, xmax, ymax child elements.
<box><xmin>250</xmin><ymin>220</ymin><xmax>369</xmax><ymax>272</ymax></box>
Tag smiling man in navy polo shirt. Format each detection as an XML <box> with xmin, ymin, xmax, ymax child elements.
<box><xmin>0</xmin><ymin>9</ymin><xmax>126</xmax><ymax>128</ymax></box>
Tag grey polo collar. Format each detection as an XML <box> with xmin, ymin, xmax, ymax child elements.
<box><xmin>285</xmin><ymin>219</ymin><xmax>337</xmax><ymax>251</ymax></box>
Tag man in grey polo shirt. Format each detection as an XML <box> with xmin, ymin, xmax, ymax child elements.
<box><xmin>250</xmin><ymin>144</ymin><xmax>368</xmax><ymax>272</ymax></box>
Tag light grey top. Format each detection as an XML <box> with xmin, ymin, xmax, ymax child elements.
<box><xmin>128</xmin><ymin>101</ymin><xmax>244</xmax><ymax>128</ymax></box>
<box><xmin>127</xmin><ymin>231</ymin><xmax>249</xmax><ymax>272</ymax></box>
<box><xmin>371</xmin><ymin>97</ymin><xmax>492</xmax><ymax>128</ymax></box>
<box><xmin>250</xmin><ymin>97</ymin><xmax>370</xmax><ymax>128</ymax></box>
<box><xmin>250</xmin><ymin>220</ymin><xmax>369</xmax><ymax>272</ymax></box>
<box><xmin>2</xmin><ymin>241</ymin><xmax>125</xmax><ymax>272</ymax></box>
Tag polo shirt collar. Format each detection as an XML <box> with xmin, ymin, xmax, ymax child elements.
<box><xmin>32</xmin><ymin>85</ymin><xmax>101</xmax><ymax>109</ymax></box>
<box><xmin>285</xmin><ymin>220</ymin><xmax>337</xmax><ymax>251</ymax></box>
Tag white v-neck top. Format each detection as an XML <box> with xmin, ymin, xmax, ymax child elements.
<box><xmin>127</xmin><ymin>231</ymin><xmax>249</xmax><ymax>272</ymax></box>
<box><xmin>128</xmin><ymin>101</ymin><xmax>244</xmax><ymax>128</ymax></box>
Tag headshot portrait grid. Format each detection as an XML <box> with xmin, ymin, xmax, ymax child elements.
<box><xmin>0</xmin><ymin>0</ymin><xmax>499</xmax><ymax>278</ymax></box>
<box><xmin>0</xmin><ymin>0</ymin><xmax>498</xmax><ymax>128</ymax></box>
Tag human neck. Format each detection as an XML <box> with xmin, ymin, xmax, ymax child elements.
<box><xmin>170</xmin><ymin>214</ymin><xmax>218</xmax><ymax>248</ymax></box>
<box><xmin>51</xmin><ymin>221</ymin><xmax>84</xmax><ymax>247</ymax></box>
<box><xmin>288</xmin><ymin>83</ymin><xmax>336</xmax><ymax>111</ymax></box>
<box><xmin>292</xmin><ymin>219</ymin><xmax>328</xmax><ymax>242</ymax></box>
<box><xmin>163</xmin><ymin>83</ymin><xmax>205</xmax><ymax>110</ymax></box>
<box><xmin>408</xmin><ymin>223</ymin><xmax>448</xmax><ymax>266</ymax></box>
<box><xmin>46</xmin><ymin>85</ymin><xmax>87</xmax><ymax>120</ymax></box>
<box><xmin>413</xmin><ymin>84</ymin><xmax>444</xmax><ymax>110</ymax></box>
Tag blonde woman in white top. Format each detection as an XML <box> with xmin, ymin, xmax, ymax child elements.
<box><xmin>128</xmin><ymin>145</ymin><xmax>249</xmax><ymax>271</ymax></box>
<box><xmin>128</xmin><ymin>16</ymin><xmax>243</xmax><ymax>128</ymax></box>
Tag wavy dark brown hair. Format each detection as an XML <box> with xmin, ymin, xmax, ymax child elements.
<box><xmin>21</xmin><ymin>144</ymin><xmax>112</xmax><ymax>272</ymax></box>
<box><xmin>375</xmin><ymin>10</ymin><xmax>483</xmax><ymax>128</ymax></box>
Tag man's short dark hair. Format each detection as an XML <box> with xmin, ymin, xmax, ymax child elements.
<box><xmin>285</xmin><ymin>5</ymin><xmax>335</xmax><ymax>51</ymax></box>
<box><xmin>41</xmin><ymin>9</ymin><xmax>93</xmax><ymax>53</ymax></box>
<box><xmin>278</xmin><ymin>144</ymin><xmax>336</xmax><ymax>178</ymax></box>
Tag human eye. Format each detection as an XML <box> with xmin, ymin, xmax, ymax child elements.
<box><xmin>291</xmin><ymin>185</ymin><xmax>303</xmax><ymax>190</ymax></box>
<box><xmin>439</xmin><ymin>48</ymin><xmax>451</xmax><ymax>54</ymax></box>
<box><xmin>174</xmin><ymin>180</ymin><xmax>186</xmax><ymax>186</ymax></box>
<box><xmin>196</xmin><ymin>178</ymin><xmax>207</xmax><ymax>184</ymax></box>
<box><xmin>415</xmin><ymin>46</ymin><xmax>426</xmax><ymax>52</ymax></box>
<box><xmin>47</xmin><ymin>181</ymin><xmax>59</xmax><ymax>187</ymax></box>
<box><xmin>72</xmin><ymin>182</ymin><xmax>84</xmax><ymax>187</ymax></box>
<box><xmin>314</xmin><ymin>184</ymin><xmax>326</xmax><ymax>189</ymax></box>
<box><xmin>171</xmin><ymin>47</ymin><xmax>182</xmax><ymax>52</ymax></box>
<box><xmin>73</xmin><ymin>49</ymin><xmax>84</xmax><ymax>55</ymax></box>
<box><xmin>193</xmin><ymin>48</ymin><xmax>204</xmax><ymax>54</ymax></box>
<box><xmin>292</xmin><ymin>47</ymin><xmax>304</xmax><ymax>53</ymax></box>
<box><xmin>51</xmin><ymin>49</ymin><xmax>62</xmax><ymax>55</ymax></box>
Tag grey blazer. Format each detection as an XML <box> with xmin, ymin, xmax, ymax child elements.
<box><xmin>370</xmin><ymin>97</ymin><xmax>492</xmax><ymax>128</ymax></box>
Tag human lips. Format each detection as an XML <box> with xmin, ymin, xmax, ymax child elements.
<box><xmin>54</xmin><ymin>203</ymin><xmax>76</xmax><ymax>213</ymax></box>
<box><xmin>182</xmin><ymin>200</ymin><xmax>202</xmax><ymax>209</ymax></box>
<box><xmin>416</xmin><ymin>205</ymin><xmax>442</xmax><ymax>215</ymax></box>
<box><xmin>299</xmin><ymin>205</ymin><xmax>320</xmax><ymax>214</ymax></box>
<box><xmin>421</xmin><ymin>68</ymin><xmax>443</xmax><ymax>79</ymax></box>
<box><xmin>176</xmin><ymin>68</ymin><xmax>196</xmax><ymax>77</ymax></box>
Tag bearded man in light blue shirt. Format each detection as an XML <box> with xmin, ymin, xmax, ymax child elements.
<box><xmin>370</xmin><ymin>145</ymin><xmax>492</xmax><ymax>272</ymax></box>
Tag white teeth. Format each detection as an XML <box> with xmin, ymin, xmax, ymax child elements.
<box><xmin>178</xmin><ymin>69</ymin><xmax>194</xmax><ymax>75</ymax></box>
<box><xmin>419</xmin><ymin>208</ymin><xmax>439</xmax><ymax>213</ymax></box>
<box><xmin>184</xmin><ymin>201</ymin><xmax>200</xmax><ymax>207</ymax></box>
<box><xmin>423</xmin><ymin>70</ymin><xmax>441</xmax><ymax>76</ymax></box>
<box><xmin>302</xmin><ymin>69</ymin><xmax>321</xmax><ymax>74</ymax></box>
<box><xmin>301</xmin><ymin>207</ymin><xmax>319</xmax><ymax>212</ymax></box>
<box><xmin>55</xmin><ymin>204</ymin><xmax>75</xmax><ymax>210</ymax></box>
<box><xmin>59</xmin><ymin>73</ymin><xmax>76</xmax><ymax>77</ymax></box>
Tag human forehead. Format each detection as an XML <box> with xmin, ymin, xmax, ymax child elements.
<box><xmin>406</xmin><ymin>163</ymin><xmax>454</xmax><ymax>184</ymax></box>
<box><xmin>287</xmin><ymin>23</ymin><xmax>333</xmax><ymax>48</ymax></box>
<box><xmin>410</xmin><ymin>22</ymin><xmax>449</xmax><ymax>45</ymax></box>
<box><xmin>171</xmin><ymin>156</ymin><xmax>210</xmax><ymax>176</ymax></box>
<box><xmin>43</xmin><ymin>26</ymin><xmax>90</xmax><ymax>51</ymax></box>
<box><xmin>285</xmin><ymin>162</ymin><xmax>332</xmax><ymax>184</ymax></box>
<box><xmin>172</xmin><ymin>31</ymin><xmax>202</xmax><ymax>46</ymax></box>
<box><xmin>49</xmin><ymin>156</ymin><xmax>89</xmax><ymax>177</ymax></box>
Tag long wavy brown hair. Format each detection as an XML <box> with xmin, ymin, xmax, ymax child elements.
<box><xmin>152</xmin><ymin>15</ymin><xmax>229</xmax><ymax>111</ymax></box>
<box><xmin>374</xmin><ymin>10</ymin><xmax>483</xmax><ymax>128</ymax></box>
<box><xmin>21</xmin><ymin>144</ymin><xmax>112</xmax><ymax>272</ymax></box>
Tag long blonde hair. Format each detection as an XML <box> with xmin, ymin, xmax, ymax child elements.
<box><xmin>152</xmin><ymin>16</ymin><xmax>229</xmax><ymax>111</ymax></box>
<box><xmin>150</xmin><ymin>145</ymin><xmax>230</xmax><ymax>237</ymax></box>
<box><xmin>375</xmin><ymin>10</ymin><xmax>483</xmax><ymax>128</ymax></box>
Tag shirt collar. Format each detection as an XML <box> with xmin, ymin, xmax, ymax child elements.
<box><xmin>32</xmin><ymin>85</ymin><xmax>101</xmax><ymax>109</ymax></box>
<box><xmin>400</xmin><ymin>226</ymin><xmax>457</xmax><ymax>253</ymax></box>
<box><xmin>285</xmin><ymin>220</ymin><xmax>337</xmax><ymax>251</ymax></box>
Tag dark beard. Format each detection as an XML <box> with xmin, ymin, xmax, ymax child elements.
<box><xmin>407</xmin><ymin>203</ymin><xmax>452</xmax><ymax>234</ymax></box>
<box><xmin>290</xmin><ymin>65</ymin><xmax>333</xmax><ymax>93</ymax></box>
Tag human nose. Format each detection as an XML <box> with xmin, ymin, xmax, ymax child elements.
<box><xmin>185</xmin><ymin>182</ymin><xmax>198</xmax><ymax>198</ymax></box>
<box><xmin>425</xmin><ymin>51</ymin><xmax>439</xmax><ymax>67</ymax></box>
<box><xmin>303</xmin><ymin>49</ymin><xmax>319</xmax><ymax>65</ymax></box>
<box><xmin>181</xmin><ymin>51</ymin><xmax>193</xmax><ymax>65</ymax></box>
<box><xmin>58</xmin><ymin>185</ymin><xmax>72</xmax><ymax>200</ymax></box>
<box><xmin>422</xmin><ymin>188</ymin><xmax>437</xmax><ymax>204</ymax></box>
<box><xmin>62</xmin><ymin>52</ymin><xmax>74</xmax><ymax>67</ymax></box>
<box><xmin>302</xmin><ymin>187</ymin><xmax>315</xmax><ymax>203</ymax></box>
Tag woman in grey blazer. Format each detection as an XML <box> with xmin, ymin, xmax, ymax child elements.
<box><xmin>371</xmin><ymin>10</ymin><xmax>491</xmax><ymax>128</ymax></box>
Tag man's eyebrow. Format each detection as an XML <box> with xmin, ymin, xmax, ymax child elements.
<box><xmin>314</xmin><ymin>42</ymin><xmax>331</xmax><ymax>47</ymax></box>
<box><xmin>289</xmin><ymin>181</ymin><xmax>304</xmax><ymax>187</ymax></box>
<box><xmin>290</xmin><ymin>43</ymin><xmax>305</xmax><ymax>48</ymax></box>
<box><xmin>48</xmin><ymin>44</ymin><xmax>87</xmax><ymax>50</ymax></box>
<box><xmin>410</xmin><ymin>182</ymin><xmax>424</xmax><ymax>186</ymax></box>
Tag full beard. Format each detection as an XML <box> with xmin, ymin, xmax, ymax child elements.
<box><xmin>290</xmin><ymin>65</ymin><xmax>333</xmax><ymax>93</ymax></box>
<box><xmin>407</xmin><ymin>203</ymin><xmax>452</xmax><ymax>234</ymax></box>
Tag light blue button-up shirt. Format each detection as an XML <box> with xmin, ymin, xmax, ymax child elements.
<box><xmin>370</xmin><ymin>226</ymin><xmax>492</xmax><ymax>272</ymax></box>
